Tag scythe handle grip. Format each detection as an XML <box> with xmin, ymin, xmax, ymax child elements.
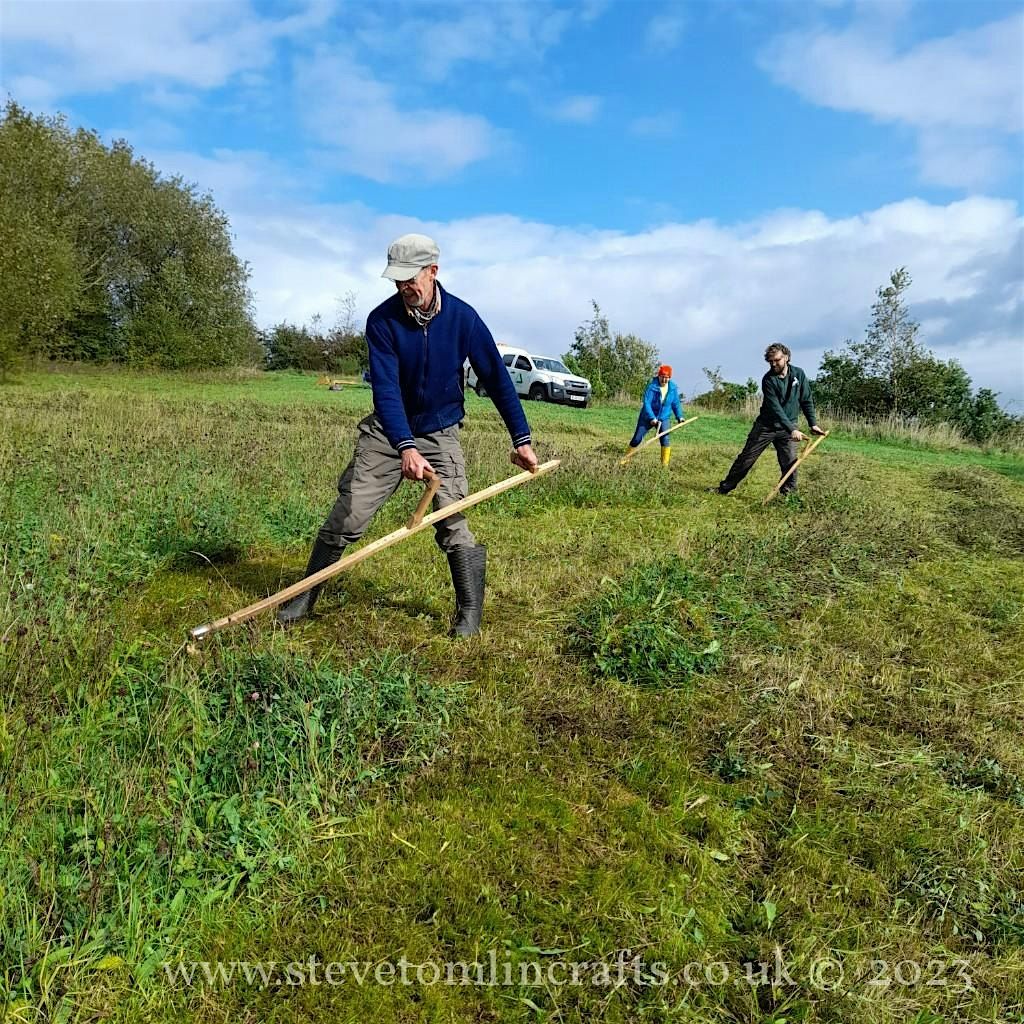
<box><xmin>408</xmin><ymin>469</ymin><xmax>441</xmax><ymax>528</ymax></box>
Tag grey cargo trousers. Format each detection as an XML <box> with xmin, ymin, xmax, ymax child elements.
<box><xmin>719</xmin><ymin>420</ymin><xmax>799</xmax><ymax>494</ymax></box>
<box><xmin>316</xmin><ymin>414</ymin><xmax>476</xmax><ymax>553</ymax></box>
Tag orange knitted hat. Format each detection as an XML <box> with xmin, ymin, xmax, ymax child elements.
<box><xmin>658</xmin><ymin>365</ymin><xmax>672</xmax><ymax>377</ymax></box>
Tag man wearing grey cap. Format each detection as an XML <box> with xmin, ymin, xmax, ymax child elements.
<box><xmin>277</xmin><ymin>233</ymin><xmax>539</xmax><ymax>636</ymax></box>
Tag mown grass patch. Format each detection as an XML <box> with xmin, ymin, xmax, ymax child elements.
<box><xmin>933</xmin><ymin>465</ymin><xmax>1024</xmax><ymax>556</ymax></box>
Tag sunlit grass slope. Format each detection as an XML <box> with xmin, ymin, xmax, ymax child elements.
<box><xmin>2</xmin><ymin>368</ymin><xmax>1022</xmax><ymax>1023</ymax></box>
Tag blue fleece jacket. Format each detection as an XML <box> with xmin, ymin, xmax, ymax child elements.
<box><xmin>640</xmin><ymin>378</ymin><xmax>685</xmax><ymax>423</ymax></box>
<box><xmin>365</xmin><ymin>284</ymin><xmax>531</xmax><ymax>452</ymax></box>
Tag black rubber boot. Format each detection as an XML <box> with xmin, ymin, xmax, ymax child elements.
<box><xmin>447</xmin><ymin>544</ymin><xmax>486</xmax><ymax>637</ymax></box>
<box><xmin>276</xmin><ymin>537</ymin><xmax>344</xmax><ymax>626</ymax></box>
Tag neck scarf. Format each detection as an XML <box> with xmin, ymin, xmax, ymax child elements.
<box><xmin>406</xmin><ymin>284</ymin><xmax>441</xmax><ymax>327</ymax></box>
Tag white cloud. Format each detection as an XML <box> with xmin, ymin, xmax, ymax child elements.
<box><xmin>0</xmin><ymin>0</ymin><xmax>329</xmax><ymax>97</ymax></box>
<box><xmin>759</xmin><ymin>11</ymin><xmax>1024</xmax><ymax>188</ymax></box>
<box><xmin>0</xmin><ymin>2</ymin><xmax>541</xmax><ymax>186</ymax></box>
<box><xmin>189</xmin><ymin>155</ymin><xmax>1021</xmax><ymax>405</ymax></box>
<box><xmin>580</xmin><ymin>0</ymin><xmax>612</xmax><ymax>23</ymax></box>
<box><xmin>916</xmin><ymin>127</ymin><xmax>1015</xmax><ymax>190</ymax></box>
<box><xmin>629</xmin><ymin>112</ymin><xmax>680</xmax><ymax>139</ymax></box>
<box><xmin>3</xmin><ymin>74</ymin><xmax>59</xmax><ymax>111</ymax></box>
<box><xmin>761</xmin><ymin>13</ymin><xmax>1022</xmax><ymax>131</ymax></box>
<box><xmin>548</xmin><ymin>95</ymin><xmax>602</xmax><ymax>124</ymax></box>
<box><xmin>352</xmin><ymin>3</ymin><xmax>575</xmax><ymax>83</ymax></box>
<box><xmin>294</xmin><ymin>51</ymin><xmax>498</xmax><ymax>182</ymax></box>
<box><xmin>144</xmin><ymin>85</ymin><xmax>202</xmax><ymax>114</ymax></box>
<box><xmin>645</xmin><ymin>10</ymin><xmax>687</xmax><ymax>53</ymax></box>
<box><xmin>140</xmin><ymin>147</ymin><xmax>309</xmax><ymax>204</ymax></box>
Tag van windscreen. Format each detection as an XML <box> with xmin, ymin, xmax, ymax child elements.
<box><xmin>534</xmin><ymin>358</ymin><xmax>570</xmax><ymax>374</ymax></box>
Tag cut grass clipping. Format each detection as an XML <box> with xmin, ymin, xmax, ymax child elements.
<box><xmin>571</xmin><ymin>557</ymin><xmax>723</xmax><ymax>687</ymax></box>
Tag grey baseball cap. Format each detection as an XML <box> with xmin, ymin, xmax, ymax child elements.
<box><xmin>381</xmin><ymin>233</ymin><xmax>440</xmax><ymax>281</ymax></box>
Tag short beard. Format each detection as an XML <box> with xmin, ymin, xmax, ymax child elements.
<box><xmin>410</xmin><ymin>284</ymin><xmax>435</xmax><ymax>311</ymax></box>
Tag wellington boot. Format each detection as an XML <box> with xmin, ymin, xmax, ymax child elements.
<box><xmin>447</xmin><ymin>544</ymin><xmax>487</xmax><ymax>637</ymax></box>
<box><xmin>276</xmin><ymin>538</ymin><xmax>345</xmax><ymax>626</ymax></box>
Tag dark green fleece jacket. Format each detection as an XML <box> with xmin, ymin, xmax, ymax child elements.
<box><xmin>757</xmin><ymin>366</ymin><xmax>817</xmax><ymax>433</ymax></box>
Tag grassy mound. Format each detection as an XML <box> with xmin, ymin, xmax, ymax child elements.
<box><xmin>571</xmin><ymin>557</ymin><xmax>723</xmax><ymax>688</ymax></box>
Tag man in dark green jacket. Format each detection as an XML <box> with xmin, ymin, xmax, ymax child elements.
<box><xmin>715</xmin><ymin>343</ymin><xmax>826</xmax><ymax>496</ymax></box>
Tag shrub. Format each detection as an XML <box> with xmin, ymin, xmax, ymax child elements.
<box><xmin>572</xmin><ymin>557</ymin><xmax>722</xmax><ymax>688</ymax></box>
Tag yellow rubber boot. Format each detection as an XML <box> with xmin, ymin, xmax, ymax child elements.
<box><xmin>661</xmin><ymin>446</ymin><xmax>671</xmax><ymax>467</ymax></box>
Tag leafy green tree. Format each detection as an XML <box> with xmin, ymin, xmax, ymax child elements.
<box><xmin>815</xmin><ymin>267</ymin><xmax>1017</xmax><ymax>445</ymax></box>
<box><xmin>856</xmin><ymin>267</ymin><xmax>923</xmax><ymax>415</ymax></box>
<box><xmin>563</xmin><ymin>301</ymin><xmax>659</xmax><ymax>399</ymax></box>
<box><xmin>0</xmin><ymin>100</ymin><xmax>258</xmax><ymax>371</ymax></box>
<box><xmin>0</xmin><ymin>104</ymin><xmax>81</xmax><ymax>375</ymax></box>
<box><xmin>324</xmin><ymin>291</ymin><xmax>369</xmax><ymax>373</ymax></box>
<box><xmin>261</xmin><ymin>299</ymin><xmax>368</xmax><ymax>374</ymax></box>
<box><xmin>820</xmin><ymin>267</ymin><xmax>977</xmax><ymax>422</ymax></box>
<box><xmin>262</xmin><ymin>323</ymin><xmax>326</xmax><ymax>371</ymax></box>
<box><xmin>899</xmin><ymin>354</ymin><xmax>972</xmax><ymax>423</ymax></box>
<box><xmin>563</xmin><ymin>301</ymin><xmax>611</xmax><ymax>395</ymax></box>
<box><xmin>322</xmin><ymin>328</ymin><xmax>369</xmax><ymax>374</ymax></box>
<box><xmin>692</xmin><ymin>366</ymin><xmax>759</xmax><ymax>409</ymax></box>
<box><xmin>817</xmin><ymin>269</ymin><xmax>928</xmax><ymax>416</ymax></box>
<box><xmin>119</xmin><ymin>176</ymin><xmax>259</xmax><ymax>368</ymax></box>
<box><xmin>814</xmin><ymin>349</ymin><xmax>891</xmax><ymax>415</ymax></box>
<box><xmin>817</xmin><ymin>343</ymin><xmax>974</xmax><ymax>424</ymax></box>
<box><xmin>958</xmin><ymin>388</ymin><xmax>1016</xmax><ymax>445</ymax></box>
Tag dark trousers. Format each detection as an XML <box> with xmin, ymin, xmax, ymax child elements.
<box><xmin>720</xmin><ymin>421</ymin><xmax>798</xmax><ymax>494</ymax></box>
<box><xmin>629</xmin><ymin>414</ymin><xmax>672</xmax><ymax>448</ymax></box>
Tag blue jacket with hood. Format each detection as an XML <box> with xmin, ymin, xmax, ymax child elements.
<box><xmin>365</xmin><ymin>283</ymin><xmax>531</xmax><ymax>452</ymax></box>
<box><xmin>640</xmin><ymin>377</ymin><xmax>685</xmax><ymax>424</ymax></box>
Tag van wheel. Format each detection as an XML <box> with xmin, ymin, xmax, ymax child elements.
<box><xmin>528</xmin><ymin>384</ymin><xmax>546</xmax><ymax>402</ymax></box>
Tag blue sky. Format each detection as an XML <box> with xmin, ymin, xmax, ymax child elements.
<box><xmin>2</xmin><ymin>0</ymin><xmax>1022</xmax><ymax>405</ymax></box>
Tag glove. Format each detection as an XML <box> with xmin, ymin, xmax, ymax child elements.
<box><xmin>650</xmin><ymin>418</ymin><xmax>659</xmax><ymax>428</ymax></box>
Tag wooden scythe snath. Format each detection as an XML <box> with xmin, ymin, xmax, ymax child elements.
<box><xmin>762</xmin><ymin>431</ymin><xmax>830</xmax><ymax>505</ymax></box>
<box><xmin>619</xmin><ymin>416</ymin><xmax>700</xmax><ymax>465</ymax></box>
<box><xmin>189</xmin><ymin>459</ymin><xmax>561</xmax><ymax>640</ymax></box>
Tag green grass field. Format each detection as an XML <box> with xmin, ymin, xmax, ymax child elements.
<box><xmin>2</xmin><ymin>368</ymin><xmax>1022</xmax><ymax>1024</ymax></box>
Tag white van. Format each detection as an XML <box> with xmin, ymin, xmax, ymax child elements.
<box><xmin>467</xmin><ymin>345</ymin><xmax>592</xmax><ymax>408</ymax></box>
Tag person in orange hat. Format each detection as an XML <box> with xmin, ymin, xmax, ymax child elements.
<box><xmin>625</xmin><ymin>364</ymin><xmax>686</xmax><ymax>466</ymax></box>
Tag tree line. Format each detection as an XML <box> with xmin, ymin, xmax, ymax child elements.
<box><xmin>2</xmin><ymin>103</ymin><xmax>1014</xmax><ymax>442</ymax></box>
<box><xmin>814</xmin><ymin>268</ymin><xmax>1015</xmax><ymax>444</ymax></box>
<box><xmin>0</xmin><ymin>101</ymin><xmax>377</xmax><ymax>378</ymax></box>
<box><xmin>591</xmin><ymin>268</ymin><xmax>1016</xmax><ymax>445</ymax></box>
<box><xmin>0</xmin><ymin>101</ymin><xmax>259</xmax><ymax>375</ymax></box>
<box><xmin>261</xmin><ymin>294</ymin><xmax>368</xmax><ymax>375</ymax></box>
<box><xmin>236</xmin><ymin>268</ymin><xmax>1024</xmax><ymax>446</ymax></box>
